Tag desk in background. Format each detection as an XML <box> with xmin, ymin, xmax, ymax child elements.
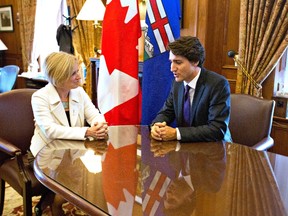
<box><xmin>17</xmin><ymin>76</ymin><xmax>48</xmax><ymax>89</ymax></box>
<box><xmin>17</xmin><ymin>73</ymin><xmax>48</xmax><ymax>89</ymax></box>
<box><xmin>34</xmin><ymin>125</ymin><xmax>288</xmax><ymax>216</ymax></box>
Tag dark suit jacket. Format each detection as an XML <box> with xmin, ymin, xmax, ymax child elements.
<box><xmin>152</xmin><ymin>68</ymin><xmax>232</xmax><ymax>142</ymax></box>
<box><xmin>168</xmin><ymin>142</ymin><xmax>226</xmax><ymax>193</ymax></box>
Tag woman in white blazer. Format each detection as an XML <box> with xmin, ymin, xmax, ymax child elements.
<box><xmin>29</xmin><ymin>51</ymin><xmax>108</xmax><ymax>216</ymax></box>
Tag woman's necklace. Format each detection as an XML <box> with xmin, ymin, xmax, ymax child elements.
<box><xmin>62</xmin><ymin>101</ymin><xmax>69</xmax><ymax>109</ymax></box>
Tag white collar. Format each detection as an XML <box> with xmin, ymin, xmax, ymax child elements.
<box><xmin>184</xmin><ymin>68</ymin><xmax>201</xmax><ymax>89</ymax></box>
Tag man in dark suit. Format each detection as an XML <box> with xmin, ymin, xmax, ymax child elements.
<box><xmin>151</xmin><ymin>36</ymin><xmax>232</xmax><ymax>143</ymax></box>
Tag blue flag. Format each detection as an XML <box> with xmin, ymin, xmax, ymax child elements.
<box><xmin>141</xmin><ymin>0</ymin><xmax>181</xmax><ymax>125</ymax></box>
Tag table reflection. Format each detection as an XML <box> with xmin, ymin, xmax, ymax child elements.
<box><xmin>141</xmin><ymin>126</ymin><xmax>226</xmax><ymax>216</ymax></box>
<box><xmin>101</xmin><ymin>125</ymin><xmax>139</xmax><ymax>216</ymax></box>
<box><xmin>34</xmin><ymin>125</ymin><xmax>288</xmax><ymax>216</ymax></box>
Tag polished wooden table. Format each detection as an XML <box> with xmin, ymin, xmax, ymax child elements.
<box><xmin>34</xmin><ymin>125</ymin><xmax>288</xmax><ymax>216</ymax></box>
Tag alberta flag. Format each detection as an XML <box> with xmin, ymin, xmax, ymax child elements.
<box><xmin>141</xmin><ymin>0</ymin><xmax>181</xmax><ymax>125</ymax></box>
<box><xmin>98</xmin><ymin>0</ymin><xmax>142</xmax><ymax>125</ymax></box>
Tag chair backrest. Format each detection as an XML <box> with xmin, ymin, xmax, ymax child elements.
<box><xmin>229</xmin><ymin>94</ymin><xmax>275</xmax><ymax>147</ymax></box>
<box><xmin>0</xmin><ymin>89</ymin><xmax>36</xmax><ymax>154</ymax></box>
<box><xmin>0</xmin><ymin>65</ymin><xmax>20</xmax><ymax>93</ymax></box>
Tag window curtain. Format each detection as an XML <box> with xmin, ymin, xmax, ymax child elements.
<box><xmin>236</xmin><ymin>0</ymin><xmax>288</xmax><ymax>96</ymax></box>
<box><xmin>31</xmin><ymin>0</ymin><xmax>68</xmax><ymax>72</ymax></box>
<box><xmin>66</xmin><ymin>0</ymin><xmax>96</xmax><ymax>98</ymax></box>
<box><xmin>18</xmin><ymin>0</ymin><xmax>37</xmax><ymax>72</ymax></box>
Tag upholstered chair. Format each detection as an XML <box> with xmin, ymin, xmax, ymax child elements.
<box><xmin>0</xmin><ymin>65</ymin><xmax>20</xmax><ymax>93</ymax></box>
<box><xmin>229</xmin><ymin>93</ymin><xmax>275</xmax><ymax>151</ymax></box>
<box><xmin>0</xmin><ymin>89</ymin><xmax>46</xmax><ymax>216</ymax></box>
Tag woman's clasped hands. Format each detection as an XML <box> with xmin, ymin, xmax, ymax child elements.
<box><xmin>85</xmin><ymin>122</ymin><xmax>109</xmax><ymax>140</ymax></box>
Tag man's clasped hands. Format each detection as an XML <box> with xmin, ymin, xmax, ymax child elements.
<box><xmin>151</xmin><ymin>122</ymin><xmax>177</xmax><ymax>141</ymax></box>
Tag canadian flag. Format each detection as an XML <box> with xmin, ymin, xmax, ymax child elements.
<box><xmin>98</xmin><ymin>0</ymin><xmax>142</xmax><ymax>125</ymax></box>
<box><xmin>102</xmin><ymin>126</ymin><xmax>138</xmax><ymax>216</ymax></box>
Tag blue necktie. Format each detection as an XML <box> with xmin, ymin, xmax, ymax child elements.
<box><xmin>183</xmin><ymin>85</ymin><xmax>191</xmax><ymax>126</ymax></box>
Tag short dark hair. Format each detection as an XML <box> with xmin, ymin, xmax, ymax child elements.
<box><xmin>167</xmin><ymin>36</ymin><xmax>205</xmax><ymax>67</ymax></box>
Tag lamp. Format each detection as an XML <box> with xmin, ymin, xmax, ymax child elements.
<box><xmin>0</xmin><ymin>40</ymin><xmax>8</xmax><ymax>51</ymax></box>
<box><xmin>0</xmin><ymin>39</ymin><xmax>8</xmax><ymax>67</ymax></box>
<box><xmin>76</xmin><ymin>0</ymin><xmax>105</xmax><ymax>28</ymax></box>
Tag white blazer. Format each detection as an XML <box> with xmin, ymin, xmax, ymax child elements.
<box><xmin>30</xmin><ymin>83</ymin><xmax>105</xmax><ymax>156</ymax></box>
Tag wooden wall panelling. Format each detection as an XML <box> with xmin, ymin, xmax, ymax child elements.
<box><xmin>222</xmin><ymin>0</ymin><xmax>240</xmax><ymax>66</ymax></box>
<box><xmin>5</xmin><ymin>52</ymin><xmax>22</xmax><ymax>66</ymax></box>
<box><xmin>204</xmin><ymin>0</ymin><xmax>227</xmax><ymax>74</ymax></box>
<box><xmin>270</xmin><ymin>117</ymin><xmax>288</xmax><ymax>157</ymax></box>
<box><xmin>196</xmin><ymin>0</ymin><xmax>209</xmax><ymax>47</ymax></box>
<box><xmin>221</xmin><ymin>0</ymin><xmax>240</xmax><ymax>93</ymax></box>
<box><xmin>181</xmin><ymin>0</ymin><xmax>209</xmax><ymax>48</ymax></box>
<box><xmin>0</xmin><ymin>0</ymin><xmax>23</xmax><ymax>70</ymax></box>
<box><xmin>204</xmin><ymin>0</ymin><xmax>240</xmax><ymax>93</ymax></box>
<box><xmin>181</xmin><ymin>0</ymin><xmax>199</xmax><ymax>37</ymax></box>
<box><xmin>222</xmin><ymin>65</ymin><xmax>237</xmax><ymax>93</ymax></box>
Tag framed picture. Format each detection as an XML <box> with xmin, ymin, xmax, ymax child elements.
<box><xmin>0</xmin><ymin>5</ymin><xmax>14</xmax><ymax>32</ymax></box>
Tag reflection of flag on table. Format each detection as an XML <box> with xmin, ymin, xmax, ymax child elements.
<box><xmin>102</xmin><ymin>126</ymin><xmax>138</xmax><ymax>216</ymax></box>
<box><xmin>141</xmin><ymin>126</ymin><xmax>175</xmax><ymax>216</ymax></box>
<box><xmin>141</xmin><ymin>0</ymin><xmax>181</xmax><ymax>124</ymax></box>
<box><xmin>143</xmin><ymin>170</ymin><xmax>171</xmax><ymax>216</ymax></box>
<box><xmin>98</xmin><ymin>0</ymin><xmax>142</xmax><ymax>125</ymax></box>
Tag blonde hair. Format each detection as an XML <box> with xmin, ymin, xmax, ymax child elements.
<box><xmin>43</xmin><ymin>52</ymin><xmax>78</xmax><ymax>87</ymax></box>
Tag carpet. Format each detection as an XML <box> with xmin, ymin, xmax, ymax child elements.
<box><xmin>3</xmin><ymin>183</ymin><xmax>88</xmax><ymax>216</ymax></box>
